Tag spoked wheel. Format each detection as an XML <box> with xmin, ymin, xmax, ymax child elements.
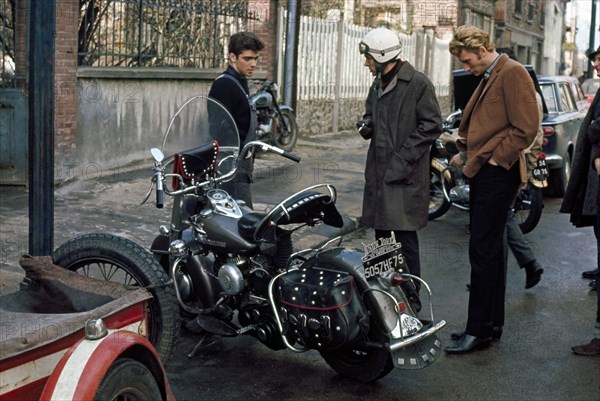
<box><xmin>272</xmin><ymin>109</ymin><xmax>298</xmax><ymax>152</ymax></box>
<box><xmin>428</xmin><ymin>163</ymin><xmax>452</xmax><ymax>220</ymax></box>
<box><xmin>319</xmin><ymin>322</ymin><xmax>393</xmax><ymax>383</ymax></box>
<box><xmin>513</xmin><ymin>183</ymin><xmax>544</xmax><ymax>234</ymax></box>
<box><xmin>53</xmin><ymin>233</ymin><xmax>180</xmax><ymax>363</ymax></box>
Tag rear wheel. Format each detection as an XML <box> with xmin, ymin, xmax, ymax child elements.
<box><xmin>94</xmin><ymin>358</ymin><xmax>162</xmax><ymax>401</ymax></box>
<box><xmin>319</xmin><ymin>321</ymin><xmax>393</xmax><ymax>383</ymax></box>
<box><xmin>513</xmin><ymin>183</ymin><xmax>544</xmax><ymax>234</ymax></box>
<box><xmin>272</xmin><ymin>109</ymin><xmax>298</xmax><ymax>152</ymax></box>
<box><xmin>53</xmin><ymin>233</ymin><xmax>180</xmax><ymax>363</ymax></box>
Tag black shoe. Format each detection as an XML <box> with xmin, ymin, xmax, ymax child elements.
<box><xmin>591</xmin><ymin>280</ymin><xmax>597</xmax><ymax>291</ymax></box>
<box><xmin>444</xmin><ymin>334</ymin><xmax>492</xmax><ymax>354</ymax></box>
<box><xmin>582</xmin><ymin>269</ymin><xmax>599</xmax><ymax>279</ymax></box>
<box><xmin>525</xmin><ymin>261</ymin><xmax>544</xmax><ymax>289</ymax></box>
<box><xmin>450</xmin><ymin>326</ymin><xmax>502</xmax><ymax>342</ymax></box>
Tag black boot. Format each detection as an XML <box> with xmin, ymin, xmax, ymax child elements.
<box><xmin>582</xmin><ymin>268</ymin><xmax>600</xmax><ymax>279</ymax></box>
<box><xmin>524</xmin><ymin>260</ymin><xmax>544</xmax><ymax>289</ymax></box>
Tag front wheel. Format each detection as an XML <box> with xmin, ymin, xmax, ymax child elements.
<box><xmin>319</xmin><ymin>322</ymin><xmax>393</xmax><ymax>383</ymax></box>
<box><xmin>272</xmin><ymin>109</ymin><xmax>298</xmax><ymax>152</ymax></box>
<box><xmin>514</xmin><ymin>183</ymin><xmax>544</xmax><ymax>234</ymax></box>
<box><xmin>52</xmin><ymin>233</ymin><xmax>180</xmax><ymax>363</ymax></box>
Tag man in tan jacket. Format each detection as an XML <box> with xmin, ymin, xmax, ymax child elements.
<box><xmin>445</xmin><ymin>26</ymin><xmax>539</xmax><ymax>354</ymax></box>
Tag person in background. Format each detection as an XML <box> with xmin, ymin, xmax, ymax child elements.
<box><xmin>209</xmin><ymin>31</ymin><xmax>264</xmax><ymax>208</ymax></box>
<box><xmin>445</xmin><ymin>26</ymin><xmax>539</xmax><ymax>354</ymax></box>
<box><xmin>356</xmin><ymin>27</ymin><xmax>442</xmax><ymax>308</ymax></box>
<box><xmin>561</xmin><ymin>46</ymin><xmax>600</xmax><ymax>356</ymax></box>
<box><xmin>497</xmin><ymin>47</ymin><xmax>545</xmax><ymax>290</ymax></box>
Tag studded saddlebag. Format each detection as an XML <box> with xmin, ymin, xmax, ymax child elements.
<box><xmin>277</xmin><ymin>263</ymin><xmax>369</xmax><ymax>350</ymax></box>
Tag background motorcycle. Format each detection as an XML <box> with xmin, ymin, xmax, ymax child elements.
<box><xmin>429</xmin><ymin>110</ymin><xmax>545</xmax><ymax>234</ymax></box>
<box><xmin>251</xmin><ymin>80</ymin><xmax>298</xmax><ymax>152</ymax></box>
<box><xmin>53</xmin><ymin>96</ymin><xmax>445</xmax><ymax>383</ymax></box>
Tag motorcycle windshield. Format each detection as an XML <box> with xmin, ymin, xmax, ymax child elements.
<box><xmin>160</xmin><ymin>95</ymin><xmax>240</xmax><ymax>180</ymax></box>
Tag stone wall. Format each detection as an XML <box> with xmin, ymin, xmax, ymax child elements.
<box><xmin>296</xmin><ymin>94</ymin><xmax>453</xmax><ymax>135</ymax></box>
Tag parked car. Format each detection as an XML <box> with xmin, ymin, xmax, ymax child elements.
<box><xmin>538</xmin><ymin>75</ymin><xmax>587</xmax><ymax>196</ymax></box>
<box><xmin>561</xmin><ymin>75</ymin><xmax>589</xmax><ymax>112</ymax></box>
<box><xmin>582</xmin><ymin>77</ymin><xmax>600</xmax><ymax>104</ymax></box>
<box><xmin>450</xmin><ymin>68</ymin><xmax>585</xmax><ymax>198</ymax></box>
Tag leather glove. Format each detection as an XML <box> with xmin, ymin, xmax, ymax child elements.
<box><xmin>356</xmin><ymin>118</ymin><xmax>373</xmax><ymax>140</ymax></box>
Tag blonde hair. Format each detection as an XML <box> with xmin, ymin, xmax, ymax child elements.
<box><xmin>449</xmin><ymin>25</ymin><xmax>495</xmax><ymax>57</ymax></box>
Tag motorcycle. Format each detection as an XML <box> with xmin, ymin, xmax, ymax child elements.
<box><xmin>53</xmin><ymin>96</ymin><xmax>446</xmax><ymax>383</ymax></box>
<box><xmin>429</xmin><ymin>110</ymin><xmax>546</xmax><ymax>234</ymax></box>
<box><xmin>251</xmin><ymin>80</ymin><xmax>298</xmax><ymax>152</ymax></box>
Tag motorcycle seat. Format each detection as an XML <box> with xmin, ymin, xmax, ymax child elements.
<box><xmin>238</xmin><ymin>212</ymin><xmax>267</xmax><ymax>239</ymax></box>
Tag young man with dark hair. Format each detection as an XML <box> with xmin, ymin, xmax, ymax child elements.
<box><xmin>209</xmin><ymin>32</ymin><xmax>265</xmax><ymax>208</ymax></box>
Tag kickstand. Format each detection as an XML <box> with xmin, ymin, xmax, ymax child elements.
<box><xmin>188</xmin><ymin>332</ymin><xmax>216</xmax><ymax>358</ymax></box>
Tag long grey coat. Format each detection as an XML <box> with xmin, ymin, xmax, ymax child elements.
<box><xmin>361</xmin><ymin>61</ymin><xmax>442</xmax><ymax>231</ymax></box>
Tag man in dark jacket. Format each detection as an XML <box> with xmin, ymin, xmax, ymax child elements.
<box><xmin>357</xmin><ymin>28</ymin><xmax>442</xmax><ymax>303</ymax></box>
<box><xmin>209</xmin><ymin>32</ymin><xmax>264</xmax><ymax>208</ymax></box>
<box><xmin>561</xmin><ymin>46</ymin><xmax>600</xmax><ymax>356</ymax></box>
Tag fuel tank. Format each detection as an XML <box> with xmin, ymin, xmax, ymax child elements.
<box><xmin>192</xmin><ymin>213</ymin><xmax>258</xmax><ymax>254</ymax></box>
<box><xmin>252</xmin><ymin>91</ymin><xmax>273</xmax><ymax>109</ymax></box>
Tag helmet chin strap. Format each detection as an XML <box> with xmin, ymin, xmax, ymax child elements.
<box><xmin>375</xmin><ymin>58</ymin><xmax>397</xmax><ymax>76</ymax></box>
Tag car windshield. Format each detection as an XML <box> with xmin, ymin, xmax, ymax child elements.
<box><xmin>582</xmin><ymin>79</ymin><xmax>600</xmax><ymax>95</ymax></box>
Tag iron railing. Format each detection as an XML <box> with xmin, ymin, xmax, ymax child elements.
<box><xmin>79</xmin><ymin>0</ymin><xmax>255</xmax><ymax>68</ymax></box>
<box><xmin>0</xmin><ymin>0</ymin><xmax>18</xmax><ymax>88</ymax></box>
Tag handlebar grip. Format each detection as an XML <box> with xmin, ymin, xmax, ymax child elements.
<box><xmin>282</xmin><ymin>151</ymin><xmax>301</xmax><ymax>163</ymax></box>
<box><xmin>156</xmin><ymin>180</ymin><xmax>164</xmax><ymax>209</ymax></box>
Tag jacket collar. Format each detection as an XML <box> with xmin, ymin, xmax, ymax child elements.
<box><xmin>378</xmin><ymin>61</ymin><xmax>415</xmax><ymax>96</ymax></box>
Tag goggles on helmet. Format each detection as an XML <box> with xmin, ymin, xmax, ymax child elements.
<box><xmin>359</xmin><ymin>41</ymin><xmax>401</xmax><ymax>57</ymax></box>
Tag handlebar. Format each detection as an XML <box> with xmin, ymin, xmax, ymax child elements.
<box><xmin>155</xmin><ymin>175</ymin><xmax>164</xmax><ymax>208</ymax></box>
<box><xmin>146</xmin><ymin>140</ymin><xmax>301</xmax><ymax>207</ymax></box>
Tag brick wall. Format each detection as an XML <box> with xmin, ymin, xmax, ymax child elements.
<box><xmin>54</xmin><ymin>0</ymin><xmax>79</xmax><ymax>167</ymax></box>
<box><xmin>250</xmin><ymin>0</ymin><xmax>278</xmax><ymax>80</ymax></box>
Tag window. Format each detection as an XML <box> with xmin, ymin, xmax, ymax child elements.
<box><xmin>527</xmin><ymin>0</ymin><xmax>535</xmax><ymax>22</ymax></box>
<box><xmin>515</xmin><ymin>0</ymin><xmax>523</xmax><ymax>17</ymax></box>
<box><xmin>558</xmin><ymin>83</ymin><xmax>576</xmax><ymax>112</ymax></box>
<box><xmin>540</xmin><ymin>84</ymin><xmax>557</xmax><ymax>113</ymax></box>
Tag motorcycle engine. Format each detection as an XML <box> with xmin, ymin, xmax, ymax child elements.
<box><xmin>449</xmin><ymin>181</ymin><xmax>469</xmax><ymax>204</ymax></box>
<box><xmin>216</xmin><ymin>255</ymin><xmax>248</xmax><ymax>295</ymax></box>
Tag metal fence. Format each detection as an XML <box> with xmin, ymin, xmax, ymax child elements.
<box><xmin>79</xmin><ymin>0</ymin><xmax>255</xmax><ymax>68</ymax></box>
<box><xmin>0</xmin><ymin>0</ymin><xmax>18</xmax><ymax>88</ymax></box>
<box><xmin>295</xmin><ymin>15</ymin><xmax>451</xmax><ymax>101</ymax></box>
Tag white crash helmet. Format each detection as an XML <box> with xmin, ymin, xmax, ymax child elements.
<box><xmin>359</xmin><ymin>28</ymin><xmax>402</xmax><ymax>64</ymax></box>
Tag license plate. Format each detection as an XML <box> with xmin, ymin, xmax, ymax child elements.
<box><xmin>361</xmin><ymin>236</ymin><xmax>406</xmax><ymax>280</ymax></box>
<box><xmin>532</xmin><ymin>158</ymin><xmax>548</xmax><ymax>181</ymax></box>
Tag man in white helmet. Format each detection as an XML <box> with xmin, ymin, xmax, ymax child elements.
<box><xmin>357</xmin><ymin>27</ymin><xmax>442</xmax><ymax>308</ymax></box>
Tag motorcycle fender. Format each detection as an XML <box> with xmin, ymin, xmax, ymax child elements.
<box><xmin>40</xmin><ymin>331</ymin><xmax>173</xmax><ymax>401</ymax></box>
<box><xmin>278</xmin><ymin>105</ymin><xmax>294</xmax><ymax>113</ymax></box>
<box><xmin>431</xmin><ymin>158</ymin><xmax>452</xmax><ymax>181</ymax></box>
<box><xmin>151</xmin><ymin>234</ymin><xmax>169</xmax><ymax>256</ymax></box>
